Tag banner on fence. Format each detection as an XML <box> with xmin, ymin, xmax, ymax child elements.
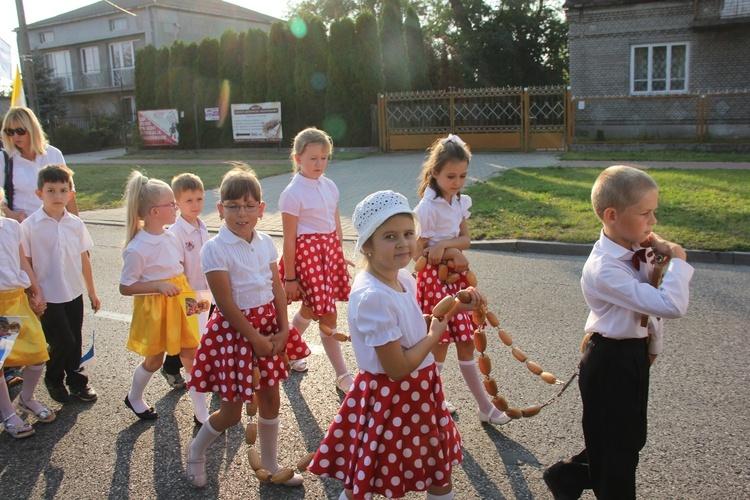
<box><xmin>138</xmin><ymin>109</ymin><xmax>179</xmax><ymax>146</ymax></box>
<box><xmin>231</xmin><ymin>102</ymin><xmax>282</xmax><ymax>142</ymax></box>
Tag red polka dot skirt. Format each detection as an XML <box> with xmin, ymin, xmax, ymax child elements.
<box><xmin>279</xmin><ymin>231</ymin><xmax>350</xmax><ymax>317</ymax></box>
<box><xmin>416</xmin><ymin>264</ymin><xmax>479</xmax><ymax>344</ymax></box>
<box><xmin>308</xmin><ymin>364</ymin><xmax>463</xmax><ymax>499</ymax></box>
<box><xmin>188</xmin><ymin>302</ymin><xmax>310</xmax><ymax>403</ymax></box>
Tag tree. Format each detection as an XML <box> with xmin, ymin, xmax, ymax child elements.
<box><xmin>31</xmin><ymin>54</ymin><xmax>66</xmax><ymax>127</ymax></box>
<box><xmin>243</xmin><ymin>28</ymin><xmax>268</xmax><ymax>103</ymax></box>
<box><xmin>266</xmin><ymin>22</ymin><xmax>297</xmax><ymax>145</ymax></box>
<box><xmin>290</xmin><ymin>0</ymin><xmax>379</xmax><ymax>23</ymax></box>
<box><xmin>134</xmin><ymin>45</ymin><xmax>157</xmax><ymax>110</ymax></box>
<box><xmin>218</xmin><ymin>30</ymin><xmax>244</xmax><ymax>146</ymax></box>
<box><xmin>168</xmin><ymin>41</ymin><xmax>197</xmax><ymax>148</ymax></box>
<box><xmin>351</xmin><ymin>11</ymin><xmax>385</xmax><ymax>145</ymax></box>
<box><xmin>404</xmin><ymin>5</ymin><xmax>431</xmax><ymax>91</ymax></box>
<box><xmin>153</xmin><ymin>47</ymin><xmax>171</xmax><ymax>108</ymax></box>
<box><xmin>325</xmin><ymin>17</ymin><xmax>357</xmax><ymax>145</ymax></box>
<box><xmin>379</xmin><ymin>0</ymin><xmax>411</xmax><ymax>92</ymax></box>
<box><xmin>294</xmin><ymin>16</ymin><xmax>328</xmax><ymax>132</ymax></box>
<box><xmin>194</xmin><ymin>37</ymin><xmax>221</xmax><ymax>148</ymax></box>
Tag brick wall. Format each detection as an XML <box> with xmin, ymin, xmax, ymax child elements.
<box><xmin>566</xmin><ymin>1</ymin><xmax>750</xmax><ymax>97</ymax></box>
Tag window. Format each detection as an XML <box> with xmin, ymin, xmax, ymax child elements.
<box><xmin>39</xmin><ymin>31</ymin><xmax>54</xmax><ymax>43</ymax></box>
<box><xmin>110</xmin><ymin>18</ymin><xmax>127</xmax><ymax>31</ymax></box>
<box><xmin>44</xmin><ymin>50</ymin><xmax>72</xmax><ymax>91</ymax></box>
<box><xmin>109</xmin><ymin>40</ymin><xmax>136</xmax><ymax>86</ymax></box>
<box><xmin>631</xmin><ymin>43</ymin><xmax>689</xmax><ymax>94</ymax></box>
<box><xmin>80</xmin><ymin>47</ymin><xmax>100</xmax><ymax>74</ymax></box>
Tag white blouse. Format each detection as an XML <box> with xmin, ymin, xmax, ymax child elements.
<box><xmin>413</xmin><ymin>186</ymin><xmax>472</xmax><ymax>246</ymax></box>
<box><xmin>348</xmin><ymin>269</ymin><xmax>433</xmax><ymax>374</ymax></box>
<box><xmin>278</xmin><ymin>174</ymin><xmax>339</xmax><ymax>235</ymax></box>
<box><xmin>120</xmin><ymin>230</ymin><xmax>184</xmax><ymax>286</ymax></box>
<box><xmin>0</xmin><ymin>218</ymin><xmax>31</xmax><ymax>291</ymax></box>
<box><xmin>1</xmin><ymin>146</ymin><xmax>68</xmax><ymax>215</ymax></box>
<box><xmin>167</xmin><ymin>216</ymin><xmax>209</xmax><ymax>291</ymax></box>
<box><xmin>200</xmin><ymin>225</ymin><xmax>277</xmax><ymax>310</ymax></box>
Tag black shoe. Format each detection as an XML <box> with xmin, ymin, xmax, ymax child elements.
<box><xmin>124</xmin><ymin>395</ymin><xmax>158</xmax><ymax>420</ymax></box>
<box><xmin>4</xmin><ymin>367</ymin><xmax>23</xmax><ymax>388</ymax></box>
<box><xmin>45</xmin><ymin>379</ymin><xmax>70</xmax><ymax>403</ymax></box>
<box><xmin>69</xmin><ymin>385</ymin><xmax>98</xmax><ymax>402</ymax></box>
<box><xmin>543</xmin><ymin>462</ymin><xmax>580</xmax><ymax>500</ymax></box>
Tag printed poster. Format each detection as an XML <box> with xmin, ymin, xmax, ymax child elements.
<box><xmin>138</xmin><ymin>109</ymin><xmax>179</xmax><ymax>146</ymax></box>
<box><xmin>231</xmin><ymin>102</ymin><xmax>282</xmax><ymax>142</ymax></box>
<box><xmin>0</xmin><ymin>316</ymin><xmax>23</xmax><ymax>369</ymax></box>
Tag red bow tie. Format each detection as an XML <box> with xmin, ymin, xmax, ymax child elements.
<box><xmin>631</xmin><ymin>248</ymin><xmax>654</xmax><ymax>271</ymax></box>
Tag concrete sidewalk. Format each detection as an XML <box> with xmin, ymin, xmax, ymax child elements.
<box><xmin>74</xmin><ymin>150</ymin><xmax>750</xmax><ymax>264</ymax></box>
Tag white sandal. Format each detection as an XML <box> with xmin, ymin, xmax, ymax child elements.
<box><xmin>185</xmin><ymin>445</ymin><xmax>207</xmax><ymax>488</ymax></box>
<box><xmin>477</xmin><ymin>408</ymin><xmax>511</xmax><ymax>425</ymax></box>
<box><xmin>3</xmin><ymin>413</ymin><xmax>35</xmax><ymax>439</ymax></box>
<box><xmin>18</xmin><ymin>396</ymin><xmax>56</xmax><ymax>423</ymax></box>
<box><xmin>335</xmin><ymin>373</ymin><xmax>353</xmax><ymax>394</ymax></box>
<box><xmin>290</xmin><ymin>359</ymin><xmax>308</xmax><ymax>372</ymax></box>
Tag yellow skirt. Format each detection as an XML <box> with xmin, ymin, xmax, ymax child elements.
<box><xmin>126</xmin><ymin>274</ymin><xmax>200</xmax><ymax>357</ymax></box>
<box><xmin>0</xmin><ymin>288</ymin><xmax>50</xmax><ymax>367</ymax></box>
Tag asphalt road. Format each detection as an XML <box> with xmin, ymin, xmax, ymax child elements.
<box><xmin>1</xmin><ymin>224</ymin><xmax>748</xmax><ymax>499</ymax></box>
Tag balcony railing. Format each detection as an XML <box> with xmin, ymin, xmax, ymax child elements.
<box><xmin>52</xmin><ymin>67</ymin><xmax>135</xmax><ymax>93</ymax></box>
<box><xmin>694</xmin><ymin>0</ymin><xmax>750</xmax><ymax>25</ymax></box>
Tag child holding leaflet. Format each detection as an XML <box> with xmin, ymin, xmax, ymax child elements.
<box><xmin>414</xmin><ymin>135</ymin><xmax>509</xmax><ymax>425</ymax></box>
<box><xmin>309</xmin><ymin>190</ymin><xmax>484</xmax><ymax>500</ymax></box>
<box><xmin>279</xmin><ymin>127</ymin><xmax>353</xmax><ymax>392</ymax></box>
<box><xmin>0</xmin><ymin>186</ymin><xmax>54</xmax><ymax>438</ymax></box>
<box><xmin>119</xmin><ymin>172</ymin><xmax>203</xmax><ymax>422</ymax></box>
<box><xmin>185</xmin><ymin>165</ymin><xmax>309</xmax><ymax>488</ymax></box>
<box><xmin>543</xmin><ymin>165</ymin><xmax>694</xmax><ymax>499</ymax></box>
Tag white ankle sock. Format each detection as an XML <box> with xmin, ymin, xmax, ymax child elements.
<box><xmin>258</xmin><ymin>415</ymin><xmax>280</xmax><ymax>471</ymax></box>
<box><xmin>19</xmin><ymin>364</ymin><xmax>44</xmax><ymax>403</ymax></box>
<box><xmin>292</xmin><ymin>312</ymin><xmax>312</xmax><ymax>336</ymax></box>
<box><xmin>189</xmin><ymin>418</ymin><xmax>221</xmax><ymax>458</ymax></box>
<box><xmin>426</xmin><ymin>491</ymin><xmax>454</xmax><ymax>499</ymax></box>
<box><xmin>128</xmin><ymin>363</ymin><xmax>155</xmax><ymax>413</ymax></box>
<box><xmin>459</xmin><ymin>360</ymin><xmax>495</xmax><ymax>416</ymax></box>
<box><xmin>320</xmin><ymin>328</ymin><xmax>349</xmax><ymax>378</ymax></box>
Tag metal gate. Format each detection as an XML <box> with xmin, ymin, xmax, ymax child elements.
<box><xmin>377</xmin><ymin>86</ymin><xmax>571</xmax><ymax>152</ymax></box>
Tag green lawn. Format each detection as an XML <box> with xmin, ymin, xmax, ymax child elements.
<box><xmin>560</xmin><ymin>151</ymin><xmax>750</xmax><ymax>162</ymax></box>
<box><xmin>120</xmin><ymin>150</ymin><xmax>372</xmax><ymax>162</ymax></box>
<box><xmin>466</xmin><ymin>167</ymin><xmax>750</xmax><ymax>251</ymax></box>
<box><xmin>71</xmin><ymin>162</ymin><xmax>290</xmax><ymax>211</ymax></box>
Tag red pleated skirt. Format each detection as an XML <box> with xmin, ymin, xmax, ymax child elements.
<box><xmin>416</xmin><ymin>264</ymin><xmax>478</xmax><ymax>344</ymax></box>
<box><xmin>279</xmin><ymin>231</ymin><xmax>350</xmax><ymax>316</ymax></box>
<box><xmin>308</xmin><ymin>364</ymin><xmax>463</xmax><ymax>499</ymax></box>
<box><xmin>188</xmin><ymin>302</ymin><xmax>310</xmax><ymax>403</ymax></box>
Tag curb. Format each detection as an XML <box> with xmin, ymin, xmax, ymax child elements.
<box><xmin>82</xmin><ymin>218</ymin><xmax>748</xmax><ymax>266</ymax></box>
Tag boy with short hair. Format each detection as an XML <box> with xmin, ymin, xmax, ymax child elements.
<box><xmin>21</xmin><ymin>164</ymin><xmax>101</xmax><ymax>403</ymax></box>
<box><xmin>544</xmin><ymin>165</ymin><xmax>694</xmax><ymax>499</ymax></box>
<box><xmin>164</xmin><ymin>173</ymin><xmax>210</xmax><ymax>423</ymax></box>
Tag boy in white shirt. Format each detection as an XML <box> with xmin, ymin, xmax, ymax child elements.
<box><xmin>163</xmin><ymin>173</ymin><xmax>210</xmax><ymax>424</ymax></box>
<box><xmin>543</xmin><ymin>165</ymin><xmax>694</xmax><ymax>499</ymax></box>
<box><xmin>21</xmin><ymin>164</ymin><xmax>101</xmax><ymax>403</ymax></box>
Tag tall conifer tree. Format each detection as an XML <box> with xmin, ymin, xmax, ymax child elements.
<box><xmin>379</xmin><ymin>0</ymin><xmax>411</xmax><ymax>92</ymax></box>
<box><xmin>404</xmin><ymin>6</ymin><xmax>431</xmax><ymax>91</ymax></box>
<box><xmin>352</xmin><ymin>12</ymin><xmax>385</xmax><ymax>146</ymax></box>
<box><xmin>325</xmin><ymin>18</ymin><xmax>357</xmax><ymax>145</ymax></box>
<box><xmin>294</xmin><ymin>16</ymin><xmax>328</xmax><ymax>132</ymax></box>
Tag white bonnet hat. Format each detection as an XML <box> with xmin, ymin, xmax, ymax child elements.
<box><xmin>353</xmin><ymin>190</ymin><xmax>417</xmax><ymax>256</ymax></box>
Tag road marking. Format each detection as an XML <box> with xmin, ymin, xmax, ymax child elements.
<box><xmin>95</xmin><ymin>310</ymin><xmax>132</xmax><ymax>323</ymax></box>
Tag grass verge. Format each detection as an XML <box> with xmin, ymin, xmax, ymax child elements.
<box><xmin>120</xmin><ymin>150</ymin><xmax>372</xmax><ymax>162</ymax></box>
<box><xmin>560</xmin><ymin>151</ymin><xmax>750</xmax><ymax>162</ymax></box>
<box><xmin>71</xmin><ymin>163</ymin><xmax>290</xmax><ymax>211</ymax></box>
<box><xmin>466</xmin><ymin>167</ymin><xmax>750</xmax><ymax>252</ymax></box>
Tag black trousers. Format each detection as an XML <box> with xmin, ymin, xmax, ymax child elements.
<box><xmin>555</xmin><ymin>334</ymin><xmax>650</xmax><ymax>499</ymax></box>
<box><xmin>40</xmin><ymin>295</ymin><xmax>88</xmax><ymax>388</ymax></box>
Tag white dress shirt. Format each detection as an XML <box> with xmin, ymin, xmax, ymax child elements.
<box><xmin>413</xmin><ymin>186</ymin><xmax>472</xmax><ymax>246</ymax></box>
<box><xmin>278</xmin><ymin>174</ymin><xmax>339</xmax><ymax>235</ymax></box>
<box><xmin>21</xmin><ymin>208</ymin><xmax>93</xmax><ymax>303</ymax></box>
<box><xmin>582</xmin><ymin>231</ymin><xmax>694</xmax><ymax>355</ymax></box>
<box><xmin>348</xmin><ymin>269</ymin><xmax>434</xmax><ymax>374</ymax></box>
<box><xmin>120</xmin><ymin>230</ymin><xmax>184</xmax><ymax>286</ymax></box>
<box><xmin>0</xmin><ymin>218</ymin><xmax>31</xmax><ymax>290</ymax></box>
<box><xmin>200</xmin><ymin>226</ymin><xmax>277</xmax><ymax>310</ymax></box>
<box><xmin>167</xmin><ymin>216</ymin><xmax>209</xmax><ymax>291</ymax></box>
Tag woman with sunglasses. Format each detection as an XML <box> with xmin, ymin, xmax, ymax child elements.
<box><xmin>1</xmin><ymin>107</ymin><xmax>78</xmax><ymax>222</ymax></box>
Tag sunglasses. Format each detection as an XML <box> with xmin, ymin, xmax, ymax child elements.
<box><xmin>4</xmin><ymin>127</ymin><xmax>28</xmax><ymax>137</ymax></box>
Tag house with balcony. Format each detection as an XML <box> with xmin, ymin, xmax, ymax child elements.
<box><xmin>564</xmin><ymin>0</ymin><xmax>750</xmax><ymax>142</ymax></box>
<box><xmin>23</xmin><ymin>0</ymin><xmax>280</xmax><ymax>122</ymax></box>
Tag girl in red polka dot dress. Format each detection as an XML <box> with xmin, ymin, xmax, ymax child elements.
<box><xmin>309</xmin><ymin>190</ymin><xmax>485</xmax><ymax>500</ymax></box>
<box><xmin>413</xmin><ymin>135</ymin><xmax>510</xmax><ymax>425</ymax></box>
<box><xmin>279</xmin><ymin>127</ymin><xmax>354</xmax><ymax>393</ymax></box>
<box><xmin>185</xmin><ymin>165</ymin><xmax>310</xmax><ymax>489</ymax></box>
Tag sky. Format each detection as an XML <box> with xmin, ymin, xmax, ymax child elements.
<box><xmin>1</xmin><ymin>0</ymin><xmax>291</xmax><ymax>83</ymax></box>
